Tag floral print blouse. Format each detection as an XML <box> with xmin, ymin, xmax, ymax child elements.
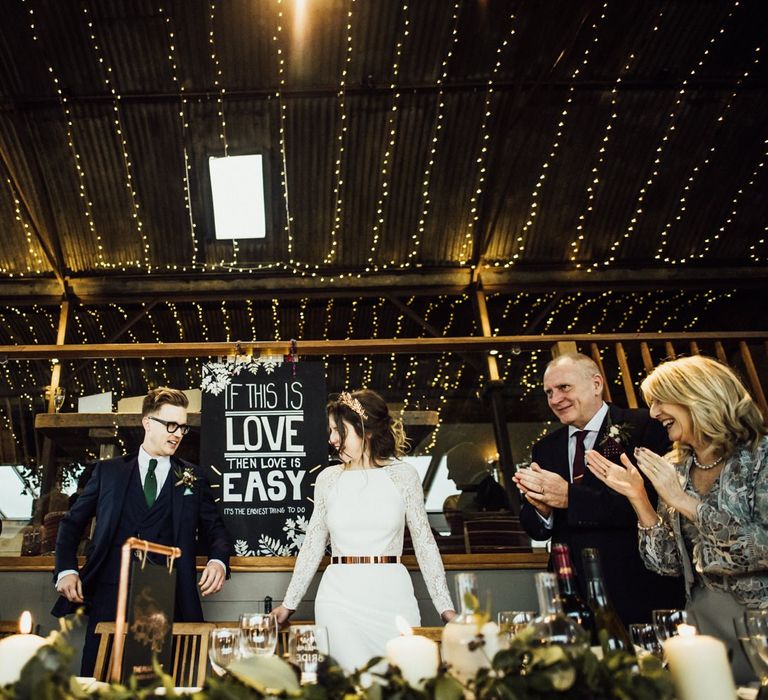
<box><xmin>639</xmin><ymin>436</ymin><xmax>768</xmax><ymax>608</ymax></box>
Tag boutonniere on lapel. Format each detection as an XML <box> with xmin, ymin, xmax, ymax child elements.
<box><xmin>175</xmin><ymin>467</ymin><xmax>197</xmax><ymax>495</ymax></box>
<box><xmin>600</xmin><ymin>421</ymin><xmax>632</xmax><ymax>460</ymax></box>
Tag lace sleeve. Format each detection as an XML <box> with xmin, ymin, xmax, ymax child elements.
<box><xmin>638</xmin><ymin>503</ymin><xmax>683</xmax><ymax>576</ymax></box>
<box><xmin>282</xmin><ymin>467</ymin><xmax>335</xmax><ymax>609</ymax></box>
<box><xmin>391</xmin><ymin>462</ymin><xmax>454</xmax><ymax>614</ymax></box>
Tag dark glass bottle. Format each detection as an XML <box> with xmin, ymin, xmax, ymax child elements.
<box><xmin>527</xmin><ymin>572</ymin><xmax>589</xmax><ymax>651</ymax></box>
<box><xmin>581</xmin><ymin>548</ymin><xmax>634</xmax><ymax>655</ymax></box>
<box><xmin>264</xmin><ymin>595</ymin><xmax>273</xmax><ymax>614</ymax></box>
<box><xmin>551</xmin><ymin>543</ymin><xmax>595</xmax><ymax>640</ymax></box>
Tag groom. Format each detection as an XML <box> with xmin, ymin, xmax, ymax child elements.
<box><xmin>52</xmin><ymin>387</ymin><xmax>231</xmax><ymax>675</ymax></box>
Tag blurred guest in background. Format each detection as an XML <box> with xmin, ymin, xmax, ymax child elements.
<box><xmin>446</xmin><ymin>442</ymin><xmax>511</xmax><ymax>513</ymax></box>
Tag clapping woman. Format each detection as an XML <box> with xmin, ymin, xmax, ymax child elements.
<box><xmin>586</xmin><ymin>355</ymin><xmax>767</xmax><ymax>683</ymax></box>
<box><xmin>272</xmin><ymin>389</ymin><xmax>456</xmax><ymax>671</ymax></box>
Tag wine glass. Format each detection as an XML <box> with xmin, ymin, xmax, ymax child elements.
<box><xmin>53</xmin><ymin>387</ymin><xmax>66</xmax><ymax>412</ymax></box>
<box><xmin>209</xmin><ymin>628</ymin><xmax>241</xmax><ymax>676</ymax></box>
<box><xmin>497</xmin><ymin>610</ymin><xmax>536</xmax><ymax>640</ymax></box>
<box><xmin>629</xmin><ymin>623</ymin><xmax>664</xmax><ymax>660</ymax></box>
<box><xmin>652</xmin><ymin>609</ymin><xmax>692</xmax><ymax>644</ymax></box>
<box><xmin>287</xmin><ymin>625</ymin><xmax>329</xmax><ymax>684</ymax></box>
<box><xmin>743</xmin><ymin>611</ymin><xmax>768</xmax><ymax>698</ymax></box>
<box><xmin>239</xmin><ymin>613</ymin><xmax>278</xmax><ymax>657</ymax></box>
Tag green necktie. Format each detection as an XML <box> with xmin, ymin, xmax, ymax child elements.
<box><xmin>144</xmin><ymin>458</ymin><xmax>158</xmax><ymax>507</ymax></box>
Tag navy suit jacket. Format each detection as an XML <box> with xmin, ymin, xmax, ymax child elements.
<box><xmin>52</xmin><ymin>453</ymin><xmax>231</xmax><ymax>621</ymax></box>
<box><xmin>520</xmin><ymin>404</ymin><xmax>685</xmax><ymax>624</ymax></box>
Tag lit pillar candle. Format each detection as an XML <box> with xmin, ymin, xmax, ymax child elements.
<box><xmin>0</xmin><ymin>612</ymin><xmax>48</xmax><ymax>686</ymax></box>
<box><xmin>385</xmin><ymin>616</ymin><xmax>439</xmax><ymax>688</ymax></box>
<box><xmin>662</xmin><ymin>624</ymin><xmax>736</xmax><ymax>700</ymax></box>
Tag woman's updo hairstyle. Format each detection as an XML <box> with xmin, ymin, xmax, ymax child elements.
<box><xmin>327</xmin><ymin>389</ymin><xmax>409</xmax><ymax>466</ymax></box>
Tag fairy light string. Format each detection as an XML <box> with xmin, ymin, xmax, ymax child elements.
<box><xmin>601</xmin><ymin>0</ymin><xmax>741</xmax><ymax>266</ymax></box>
<box><xmin>322</xmin><ymin>0</ymin><xmax>356</xmax><ymax>266</ymax></box>
<box><xmin>158</xmin><ymin>2</ymin><xmax>199</xmax><ymax>270</ymax></box>
<box><xmin>363</xmin><ymin>1</ymin><xmax>410</xmax><ymax>274</ymax></box>
<box><xmin>24</xmin><ymin>2</ymin><xmax>107</xmax><ymax>270</ymax></box>
<box><xmin>402</xmin><ymin>1</ymin><xmax>462</xmax><ymax>267</ymax></box>
<box><xmin>458</xmin><ymin>7</ymin><xmax>516</xmax><ymax>266</ymax></box>
<box><xmin>510</xmin><ymin>2</ymin><xmax>610</xmax><ymax>265</ymax></box>
<box><xmin>82</xmin><ymin>1</ymin><xmax>150</xmax><ymax>271</ymax></box>
<box><xmin>655</xmin><ymin>45</ymin><xmax>762</xmax><ymax>264</ymax></box>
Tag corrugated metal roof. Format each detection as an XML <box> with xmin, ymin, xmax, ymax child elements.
<box><xmin>0</xmin><ymin>0</ymin><xmax>765</xmax><ymax>438</ymax></box>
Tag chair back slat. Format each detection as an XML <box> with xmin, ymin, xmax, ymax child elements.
<box><xmin>93</xmin><ymin>621</ymin><xmax>214</xmax><ymax>686</ymax></box>
<box><xmin>463</xmin><ymin>517</ymin><xmax>531</xmax><ymax>554</ymax></box>
<box><xmin>614</xmin><ymin>342</ymin><xmax>638</xmax><ymax>408</ymax></box>
<box><xmin>714</xmin><ymin>341</ymin><xmax>728</xmax><ymax>363</ymax></box>
<box><xmin>590</xmin><ymin>343</ymin><xmax>612</xmax><ymax>403</ymax></box>
<box><xmin>640</xmin><ymin>342</ymin><xmax>654</xmax><ymax>374</ymax></box>
<box><xmin>739</xmin><ymin>341</ymin><xmax>768</xmax><ymax>419</ymax></box>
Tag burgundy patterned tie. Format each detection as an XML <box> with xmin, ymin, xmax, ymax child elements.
<box><xmin>572</xmin><ymin>430</ymin><xmax>588</xmax><ymax>482</ymax></box>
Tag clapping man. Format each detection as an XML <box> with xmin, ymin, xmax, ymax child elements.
<box><xmin>513</xmin><ymin>353</ymin><xmax>684</xmax><ymax>624</ymax></box>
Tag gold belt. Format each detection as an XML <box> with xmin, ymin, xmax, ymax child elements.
<box><xmin>330</xmin><ymin>555</ymin><xmax>401</xmax><ymax>565</ymax></box>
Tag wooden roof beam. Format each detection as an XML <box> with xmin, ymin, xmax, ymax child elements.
<box><xmin>1</xmin><ymin>331</ymin><xmax>766</xmax><ymax>361</ymax></box>
<box><xmin>0</xmin><ymin>265</ymin><xmax>765</xmax><ymax>306</ymax></box>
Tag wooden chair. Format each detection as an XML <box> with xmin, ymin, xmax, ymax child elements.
<box><xmin>0</xmin><ymin>620</ymin><xmax>40</xmax><ymax>639</ymax></box>
<box><xmin>463</xmin><ymin>517</ymin><xmax>532</xmax><ymax>554</ymax></box>
<box><xmin>94</xmin><ymin>621</ymin><xmax>215</xmax><ymax>686</ymax></box>
<box><xmin>0</xmin><ymin>621</ymin><xmax>18</xmax><ymax>639</ymax></box>
<box><xmin>412</xmin><ymin>626</ymin><xmax>443</xmax><ymax>643</ymax></box>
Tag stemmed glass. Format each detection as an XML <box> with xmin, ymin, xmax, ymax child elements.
<box><xmin>209</xmin><ymin>628</ymin><xmax>241</xmax><ymax>676</ymax></box>
<box><xmin>53</xmin><ymin>387</ymin><xmax>66</xmax><ymax>412</ymax></box>
<box><xmin>652</xmin><ymin>609</ymin><xmax>692</xmax><ymax>644</ymax></box>
<box><xmin>288</xmin><ymin>625</ymin><xmax>329</xmax><ymax>684</ymax></box>
<box><xmin>629</xmin><ymin>623</ymin><xmax>664</xmax><ymax>660</ymax></box>
<box><xmin>497</xmin><ymin>611</ymin><xmax>536</xmax><ymax>641</ymax></box>
<box><xmin>743</xmin><ymin>611</ymin><xmax>768</xmax><ymax>699</ymax></box>
<box><xmin>239</xmin><ymin>613</ymin><xmax>279</xmax><ymax>657</ymax></box>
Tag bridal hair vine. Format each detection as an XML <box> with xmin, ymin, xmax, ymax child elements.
<box><xmin>338</xmin><ymin>391</ymin><xmax>368</xmax><ymax>420</ymax></box>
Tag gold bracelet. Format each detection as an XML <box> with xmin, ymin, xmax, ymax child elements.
<box><xmin>638</xmin><ymin>515</ymin><xmax>663</xmax><ymax>531</ymax></box>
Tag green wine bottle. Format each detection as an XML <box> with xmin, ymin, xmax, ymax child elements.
<box><xmin>581</xmin><ymin>547</ymin><xmax>635</xmax><ymax>655</ymax></box>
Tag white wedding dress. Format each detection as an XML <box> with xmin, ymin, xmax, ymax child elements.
<box><xmin>282</xmin><ymin>460</ymin><xmax>454</xmax><ymax>671</ymax></box>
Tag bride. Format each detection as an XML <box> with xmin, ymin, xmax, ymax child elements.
<box><xmin>272</xmin><ymin>389</ymin><xmax>456</xmax><ymax>671</ymax></box>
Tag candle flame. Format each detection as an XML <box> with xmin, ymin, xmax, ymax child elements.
<box><xmin>677</xmin><ymin>623</ymin><xmax>697</xmax><ymax>638</ymax></box>
<box><xmin>19</xmin><ymin>611</ymin><xmax>32</xmax><ymax>634</ymax></box>
<box><xmin>395</xmin><ymin>615</ymin><xmax>413</xmax><ymax>636</ymax></box>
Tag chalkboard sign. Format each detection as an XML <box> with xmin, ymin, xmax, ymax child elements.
<box><xmin>200</xmin><ymin>358</ymin><xmax>328</xmax><ymax>556</ymax></box>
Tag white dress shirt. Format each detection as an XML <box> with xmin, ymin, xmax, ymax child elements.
<box><xmin>538</xmin><ymin>402</ymin><xmax>609</xmax><ymax>529</ymax></box>
<box><xmin>138</xmin><ymin>446</ymin><xmax>172</xmax><ymax>494</ymax></box>
<box><xmin>56</xmin><ymin>447</ymin><xmax>225</xmax><ymax>585</ymax></box>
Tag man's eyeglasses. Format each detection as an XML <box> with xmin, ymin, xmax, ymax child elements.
<box><xmin>149</xmin><ymin>416</ymin><xmax>191</xmax><ymax>436</ymax></box>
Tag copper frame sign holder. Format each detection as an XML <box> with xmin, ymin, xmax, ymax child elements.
<box><xmin>110</xmin><ymin>537</ymin><xmax>182</xmax><ymax>683</ymax></box>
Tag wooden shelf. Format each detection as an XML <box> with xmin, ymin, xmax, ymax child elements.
<box><xmin>34</xmin><ymin>412</ymin><xmax>201</xmax><ymax>461</ymax></box>
<box><xmin>0</xmin><ymin>552</ymin><xmax>548</xmax><ymax>573</ymax></box>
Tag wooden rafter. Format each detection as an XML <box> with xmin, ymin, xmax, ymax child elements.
<box><xmin>0</xmin><ymin>331</ymin><xmax>767</xmax><ymax>361</ymax></box>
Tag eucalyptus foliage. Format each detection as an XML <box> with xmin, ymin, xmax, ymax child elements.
<box><xmin>0</xmin><ymin>619</ymin><xmax>674</xmax><ymax>700</ymax></box>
